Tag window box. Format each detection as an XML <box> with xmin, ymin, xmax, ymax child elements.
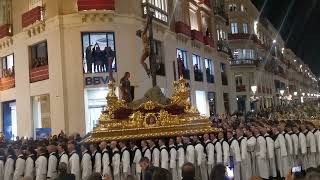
<box><xmin>0</xmin><ymin>76</ymin><xmax>15</xmax><ymax>91</ymax></box>
<box><xmin>77</xmin><ymin>0</ymin><xmax>115</xmax><ymax>11</ymax></box>
<box><xmin>30</xmin><ymin>65</ymin><xmax>49</xmax><ymax>83</ymax></box>
<box><xmin>0</xmin><ymin>24</ymin><xmax>12</xmax><ymax>39</ymax></box>
<box><xmin>175</xmin><ymin>21</ymin><xmax>191</xmax><ymax>37</ymax></box>
<box><xmin>191</xmin><ymin>30</ymin><xmax>204</xmax><ymax>43</ymax></box>
<box><xmin>22</xmin><ymin>6</ymin><xmax>44</xmax><ymax>28</ymax></box>
<box><xmin>204</xmin><ymin>36</ymin><xmax>214</xmax><ymax>48</ymax></box>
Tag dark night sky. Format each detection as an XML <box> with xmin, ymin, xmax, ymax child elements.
<box><xmin>252</xmin><ymin>0</ymin><xmax>320</xmax><ymax>77</ymax></box>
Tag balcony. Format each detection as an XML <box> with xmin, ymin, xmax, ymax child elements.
<box><xmin>77</xmin><ymin>0</ymin><xmax>115</xmax><ymax>11</ymax></box>
<box><xmin>0</xmin><ymin>74</ymin><xmax>15</xmax><ymax>91</ymax></box>
<box><xmin>30</xmin><ymin>58</ymin><xmax>49</xmax><ymax>83</ymax></box>
<box><xmin>228</xmin><ymin>33</ymin><xmax>257</xmax><ymax>41</ymax></box>
<box><xmin>183</xmin><ymin>69</ymin><xmax>190</xmax><ymax>80</ymax></box>
<box><xmin>204</xmin><ymin>36</ymin><xmax>214</xmax><ymax>48</ymax></box>
<box><xmin>194</xmin><ymin>70</ymin><xmax>203</xmax><ymax>82</ymax></box>
<box><xmin>191</xmin><ymin>30</ymin><xmax>204</xmax><ymax>43</ymax></box>
<box><xmin>236</xmin><ymin>85</ymin><xmax>246</xmax><ymax>92</ymax></box>
<box><xmin>230</xmin><ymin>59</ymin><xmax>260</xmax><ymax>66</ymax></box>
<box><xmin>206</xmin><ymin>72</ymin><xmax>214</xmax><ymax>83</ymax></box>
<box><xmin>175</xmin><ymin>21</ymin><xmax>191</xmax><ymax>37</ymax></box>
<box><xmin>0</xmin><ymin>24</ymin><xmax>12</xmax><ymax>39</ymax></box>
<box><xmin>217</xmin><ymin>40</ymin><xmax>231</xmax><ymax>55</ymax></box>
<box><xmin>198</xmin><ymin>0</ymin><xmax>211</xmax><ymax>10</ymax></box>
<box><xmin>22</xmin><ymin>6</ymin><xmax>44</xmax><ymax>28</ymax></box>
<box><xmin>214</xmin><ymin>7</ymin><xmax>228</xmax><ymax>21</ymax></box>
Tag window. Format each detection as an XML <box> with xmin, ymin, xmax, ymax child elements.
<box><xmin>142</xmin><ymin>0</ymin><xmax>168</xmax><ymax>23</ymax></box>
<box><xmin>0</xmin><ymin>0</ymin><xmax>12</xmax><ymax>26</ymax></box>
<box><xmin>233</xmin><ymin>49</ymin><xmax>256</xmax><ymax>59</ymax></box>
<box><xmin>205</xmin><ymin>59</ymin><xmax>214</xmax><ymax>83</ymax></box>
<box><xmin>223</xmin><ymin>93</ymin><xmax>230</xmax><ymax>114</ymax></box>
<box><xmin>241</xmin><ymin>4</ymin><xmax>245</xmax><ymax>12</ymax></box>
<box><xmin>243</xmin><ymin>23</ymin><xmax>249</xmax><ymax>34</ymax></box>
<box><xmin>82</xmin><ymin>32</ymin><xmax>116</xmax><ymax>74</ymax></box>
<box><xmin>176</xmin><ymin>49</ymin><xmax>190</xmax><ymax>79</ymax></box>
<box><xmin>192</xmin><ymin>54</ymin><xmax>203</xmax><ymax>81</ymax></box>
<box><xmin>229</xmin><ymin>4</ymin><xmax>237</xmax><ymax>11</ymax></box>
<box><xmin>1</xmin><ymin>54</ymin><xmax>14</xmax><ymax>77</ymax></box>
<box><xmin>231</xmin><ymin>22</ymin><xmax>238</xmax><ymax>34</ymax></box>
<box><xmin>235</xmin><ymin>75</ymin><xmax>243</xmax><ymax>86</ymax></box>
<box><xmin>221</xmin><ymin>63</ymin><xmax>228</xmax><ymax>85</ymax></box>
<box><xmin>30</xmin><ymin>41</ymin><xmax>48</xmax><ymax>68</ymax></box>
<box><xmin>29</xmin><ymin>0</ymin><xmax>42</xmax><ymax>10</ymax></box>
<box><xmin>189</xmin><ymin>8</ymin><xmax>198</xmax><ymax>30</ymax></box>
<box><xmin>195</xmin><ymin>91</ymin><xmax>208</xmax><ymax>116</ymax></box>
<box><xmin>154</xmin><ymin>40</ymin><xmax>165</xmax><ymax>76</ymax></box>
<box><xmin>208</xmin><ymin>92</ymin><xmax>216</xmax><ymax>116</ymax></box>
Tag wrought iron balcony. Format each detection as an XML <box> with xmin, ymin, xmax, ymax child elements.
<box><xmin>22</xmin><ymin>6</ymin><xmax>45</xmax><ymax>28</ymax></box>
<box><xmin>214</xmin><ymin>7</ymin><xmax>228</xmax><ymax>21</ymax></box>
<box><xmin>175</xmin><ymin>21</ymin><xmax>191</xmax><ymax>37</ymax></box>
<box><xmin>191</xmin><ymin>30</ymin><xmax>204</xmax><ymax>43</ymax></box>
<box><xmin>217</xmin><ymin>40</ymin><xmax>231</xmax><ymax>54</ymax></box>
<box><xmin>230</xmin><ymin>59</ymin><xmax>260</xmax><ymax>66</ymax></box>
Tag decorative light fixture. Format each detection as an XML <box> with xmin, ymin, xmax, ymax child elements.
<box><xmin>280</xmin><ymin>89</ymin><xmax>285</xmax><ymax>96</ymax></box>
<box><xmin>294</xmin><ymin>92</ymin><xmax>297</xmax><ymax>96</ymax></box>
<box><xmin>294</xmin><ymin>59</ymin><xmax>296</xmax><ymax>62</ymax></box>
<box><xmin>302</xmin><ymin>92</ymin><xmax>305</xmax><ymax>96</ymax></box>
<box><xmin>307</xmin><ymin>93</ymin><xmax>310</xmax><ymax>96</ymax></box>
<box><xmin>273</xmin><ymin>39</ymin><xmax>276</xmax><ymax>43</ymax></box>
<box><xmin>251</xmin><ymin>85</ymin><xmax>257</xmax><ymax>94</ymax></box>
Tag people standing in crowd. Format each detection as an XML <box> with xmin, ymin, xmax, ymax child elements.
<box><xmin>193</xmin><ymin>135</ymin><xmax>207</xmax><ymax>180</ymax></box>
<box><xmin>90</xmin><ymin>143</ymin><xmax>101</xmax><ymax>174</ymax></box>
<box><xmin>4</xmin><ymin>147</ymin><xmax>15</xmax><ymax>180</ymax></box>
<box><xmin>183</xmin><ymin>137</ymin><xmax>195</xmax><ymax>165</ymax></box>
<box><xmin>13</xmin><ymin>147</ymin><xmax>25</xmax><ymax>180</ymax></box>
<box><xmin>81</xmin><ymin>144</ymin><xmax>92</xmax><ymax>180</ymax></box>
<box><xmin>0</xmin><ymin>149</ymin><xmax>5</xmax><ymax>180</ymax></box>
<box><xmin>24</xmin><ymin>146</ymin><xmax>36</xmax><ymax>178</ymax></box>
<box><xmin>159</xmin><ymin>139</ymin><xmax>169</xmax><ymax>170</ymax></box>
<box><xmin>85</xmin><ymin>45</ymin><xmax>93</xmax><ymax>73</ymax></box>
<box><xmin>141</xmin><ymin>140</ymin><xmax>151</xmax><ymax>161</ymax></box>
<box><xmin>47</xmin><ymin>143</ymin><xmax>58</xmax><ymax>180</ymax></box>
<box><xmin>147</xmin><ymin>139</ymin><xmax>160</xmax><ymax>167</ymax></box>
<box><xmin>226</xmin><ymin>130</ymin><xmax>241</xmax><ymax>180</ymax></box>
<box><xmin>203</xmin><ymin>134</ymin><xmax>214</xmax><ymax>177</ymax></box>
<box><xmin>99</xmin><ymin>141</ymin><xmax>111</xmax><ymax>178</ymax></box>
<box><xmin>119</xmin><ymin>141</ymin><xmax>131</xmax><ymax>180</ymax></box>
<box><xmin>253</xmin><ymin>126</ymin><xmax>269</xmax><ymax>179</ymax></box>
<box><xmin>129</xmin><ymin>141</ymin><xmax>142</xmax><ymax>180</ymax></box>
<box><xmin>35</xmin><ymin>146</ymin><xmax>48</xmax><ymax>180</ymax></box>
<box><xmin>176</xmin><ymin>136</ymin><xmax>185</xmax><ymax>180</ymax></box>
<box><xmin>57</xmin><ymin>143</ymin><xmax>68</xmax><ymax>168</ymax></box>
<box><xmin>272</xmin><ymin>124</ymin><xmax>289</xmax><ymax>178</ymax></box>
<box><xmin>168</xmin><ymin>138</ymin><xmax>177</xmax><ymax>180</ymax></box>
<box><xmin>244</xmin><ymin>126</ymin><xmax>256</xmax><ymax>178</ymax></box>
<box><xmin>111</xmin><ymin>141</ymin><xmax>120</xmax><ymax>180</ymax></box>
<box><xmin>68</xmin><ymin>141</ymin><xmax>81</xmax><ymax>180</ymax></box>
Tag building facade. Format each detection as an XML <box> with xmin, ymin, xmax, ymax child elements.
<box><xmin>0</xmin><ymin>0</ymin><xmax>317</xmax><ymax>139</ymax></box>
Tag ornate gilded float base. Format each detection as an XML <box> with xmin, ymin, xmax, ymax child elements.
<box><xmin>85</xmin><ymin>78</ymin><xmax>221</xmax><ymax>143</ymax></box>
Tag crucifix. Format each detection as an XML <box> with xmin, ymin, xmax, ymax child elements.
<box><xmin>137</xmin><ymin>10</ymin><xmax>157</xmax><ymax>87</ymax></box>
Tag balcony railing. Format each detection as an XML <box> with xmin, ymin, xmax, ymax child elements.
<box><xmin>214</xmin><ymin>7</ymin><xmax>228</xmax><ymax>20</ymax></box>
<box><xmin>191</xmin><ymin>30</ymin><xmax>204</xmax><ymax>43</ymax></box>
<box><xmin>183</xmin><ymin>69</ymin><xmax>190</xmax><ymax>80</ymax></box>
<box><xmin>22</xmin><ymin>6</ymin><xmax>44</xmax><ymax>28</ymax></box>
<box><xmin>228</xmin><ymin>33</ymin><xmax>258</xmax><ymax>41</ymax></box>
<box><xmin>0</xmin><ymin>24</ymin><xmax>12</xmax><ymax>39</ymax></box>
<box><xmin>30</xmin><ymin>58</ymin><xmax>49</xmax><ymax>83</ymax></box>
<box><xmin>230</xmin><ymin>59</ymin><xmax>260</xmax><ymax>66</ymax></box>
<box><xmin>175</xmin><ymin>21</ymin><xmax>191</xmax><ymax>37</ymax></box>
<box><xmin>221</xmin><ymin>73</ymin><xmax>228</xmax><ymax>85</ymax></box>
<box><xmin>0</xmin><ymin>76</ymin><xmax>15</xmax><ymax>91</ymax></box>
<box><xmin>204</xmin><ymin>36</ymin><xmax>214</xmax><ymax>48</ymax></box>
<box><xmin>217</xmin><ymin>40</ymin><xmax>231</xmax><ymax>54</ymax></box>
<box><xmin>236</xmin><ymin>85</ymin><xmax>246</xmax><ymax>92</ymax></box>
<box><xmin>206</xmin><ymin>72</ymin><xmax>214</xmax><ymax>83</ymax></box>
<box><xmin>77</xmin><ymin>0</ymin><xmax>115</xmax><ymax>11</ymax></box>
<box><xmin>194</xmin><ymin>70</ymin><xmax>203</xmax><ymax>82</ymax></box>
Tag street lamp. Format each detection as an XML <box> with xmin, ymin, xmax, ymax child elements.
<box><xmin>280</xmin><ymin>90</ymin><xmax>285</xmax><ymax>96</ymax></box>
<box><xmin>307</xmin><ymin>93</ymin><xmax>310</xmax><ymax>97</ymax></box>
<box><xmin>273</xmin><ymin>40</ymin><xmax>277</xmax><ymax>44</ymax></box>
<box><xmin>302</xmin><ymin>92</ymin><xmax>305</xmax><ymax>96</ymax></box>
<box><xmin>251</xmin><ymin>85</ymin><xmax>257</xmax><ymax>94</ymax></box>
<box><xmin>294</xmin><ymin>92</ymin><xmax>297</xmax><ymax>96</ymax></box>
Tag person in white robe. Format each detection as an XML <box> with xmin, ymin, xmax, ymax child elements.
<box><xmin>0</xmin><ymin>151</ymin><xmax>5</xmax><ymax>180</ymax></box>
<box><xmin>81</xmin><ymin>144</ymin><xmax>92</xmax><ymax>180</ymax></box>
<box><xmin>129</xmin><ymin>141</ymin><xmax>142</xmax><ymax>180</ymax></box>
<box><xmin>111</xmin><ymin>141</ymin><xmax>121</xmax><ymax>180</ymax></box>
<box><xmin>236</xmin><ymin>128</ymin><xmax>250</xmax><ymax>180</ymax></box>
<box><xmin>309</xmin><ymin>123</ymin><xmax>320</xmax><ymax>166</ymax></box>
<box><xmin>158</xmin><ymin>139</ymin><xmax>169</xmax><ymax>170</ymax></box>
<box><xmin>253</xmin><ymin>127</ymin><xmax>269</xmax><ymax>179</ymax></box>
<box><xmin>35</xmin><ymin>146</ymin><xmax>48</xmax><ymax>180</ymax></box>
<box><xmin>218</xmin><ymin>132</ymin><xmax>229</xmax><ymax>166</ymax></box>
<box><xmin>168</xmin><ymin>138</ymin><xmax>177</xmax><ymax>180</ymax></box>
<box><xmin>260</xmin><ymin>125</ymin><xmax>277</xmax><ymax>178</ymax></box>
<box><xmin>147</xmin><ymin>140</ymin><xmax>160</xmax><ymax>167</ymax></box>
<box><xmin>141</xmin><ymin>140</ymin><xmax>151</xmax><ymax>162</ymax></box>
<box><xmin>90</xmin><ymin>143</ymin><xmax>102</xmax><ymax>174</ymax></box>
<box><xmin>210</xmin><ymin>133</ymin><xmax>223</xmax><ymax>165</ymax></box>
<box><xmin>57</xmin><ymin>143</ymin><xmax>69</xmax><ymax>168</ymax></box>
<box><xmin>13</xmin><ymin>151</ymin><xmax>25</xmax><ymax>180</ymax></box>
<box><xmin>296</xmin><ymin>124</ymin><xmax>308</xmax><ymax>170</ymax></box>
<box><xmin>68</xmin><ymin>141</ymin><xmax>81</xmax><ymax>180</ymax></box>
<box><xmin>47</xmin><ymin>144</ymin><xmax>58</xmax><ymax>180</ymax></box>
<box><xmin>280</xmin><ymin>122</ymin><xmax>294</xmax><ymax>168</ymax></box>
<box><xmin>194</xmin><ymin>136</ymin><xmax>208</xmax><ymax>180</ymax></box>
<box><xmin>203</xmin><ymin>134</ymin><xmax>214</xmax><ymax>177</ymax></box>
<box><xmin>119</xmin><ymin>141</ymin><xmax>131</xmax><ymax>180</ymax></box>
<box><xmin>176</xmin><ymin>136</ymin><xmax>185</xmax><ymax>180</ymax></box>
<box><xmin>272</xmin><ymin>126</ymin><xmax>290</xmax><ymax>178</ymax></box>
<box><xmin>4</xmin><ymin>150</ymin><xmax>14</xmax><ymax>180</ymax></box>
<box><xmin>291</xmin><ymin>125</ymin><xmax>300</xmax><ymax>167</ymax></box>
<box><xmin>244</xmin><ymin>127</ymin><xmax>256</xmax><ymax>178</ymax></box>
<box><xmin>24</xmin><ymin>147</ymin><xmax>36</xmax><ymax>178</ymax></box>
<box><xmin>183</xmin><ymin>137</ymin><xmax>195</xmax><ymax>164</ymax></box>
<box><xmin>305</xmin><ymin>123</ymin><xmax>317</xmax><ymax>168</ymax></box>
<box><xmin>226</xmin><ymin>131</ymin><xmax>241</xmax><ymax>180</ymax></box>
<box><xmin>99</xmin><ymin>141</ymin><xmax>111</xmax><ymax>178</ymax></box>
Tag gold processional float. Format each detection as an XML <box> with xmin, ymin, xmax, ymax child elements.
<box><xmin>85</xmin><ymin>78</ymin><xmax>221</xmax><ymax>143</ymax></box>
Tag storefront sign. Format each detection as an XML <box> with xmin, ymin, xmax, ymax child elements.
<box><xmin>85</xmin><ymin>75</ymin><xmax>109</xmax><ymax>86</ymax></box>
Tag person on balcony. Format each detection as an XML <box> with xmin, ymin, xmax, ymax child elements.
<box><xmin>92</xmin><ymin>44</ymin><xmax>104</xmax><ymax>73</ymax></box>
<box><xmin>104</xmin><ymin>46</ymin><xmax>115</xmax><ymax>82</ymax></box>
<box><xmin>85</xmin><ymin>45</ymin><xmax>93</xmax><ymax>73</ymax></box>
